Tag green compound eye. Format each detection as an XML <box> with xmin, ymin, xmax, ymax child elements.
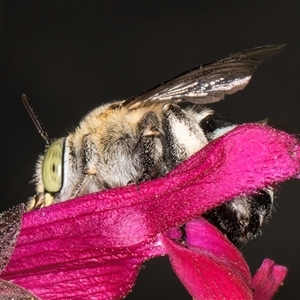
<box><xmin>42</xmin><ymin>137</ymin><xmax>65</xmax><ymax>193</ymax></box>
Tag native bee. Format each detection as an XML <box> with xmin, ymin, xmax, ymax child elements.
<box><xmin>24</xmin><ymin>45</ymin><xmax>283</xmax><ymax>248</ymax></box>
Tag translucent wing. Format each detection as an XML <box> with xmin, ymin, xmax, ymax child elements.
<box><xmin>124</xmin><ymin>45</ymin><xmax>284</xmax><ymax>108</ymax></box>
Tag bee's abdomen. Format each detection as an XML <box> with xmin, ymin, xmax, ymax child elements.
<box><xmin>162</xmin><ymin>104</ymin><xmax>209</xmax><ymax>170</ymax></box>
<box><xmin>195</xmin><ymin>109</ymin><xmax>274</xmax><ymax>248</ymax></box>
<box><xmin>202</xmin><ymin>190</ymin><xmax>273</xmax><ymax>249</ymax></box>
<box><xmin>199</xmin><ymin>113</ymin><xmax>236</xmax><ymax>141</ymax></box>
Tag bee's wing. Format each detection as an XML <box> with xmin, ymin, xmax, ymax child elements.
<box><xmin>124</xmin><ymin>45</ymin><xmax>284</xmax><ymax>108</ymax></box>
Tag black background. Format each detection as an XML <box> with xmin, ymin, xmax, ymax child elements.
<box><xmin>1</xmin><ymin>2</ymin><xmax>300</xmax><ymax>299</ymax></box>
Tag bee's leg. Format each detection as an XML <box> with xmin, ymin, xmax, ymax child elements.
<box><xmin>179</xmin><ymin>224</ymin><xmax>187</xmax><ymax>247</ymax></box>
<box><xmin>26</xmin><ymin>192</ymin><xmax>54</xmax><ymax>211</ymax></box>
<box><xmin>126</xmin><ymin>179</ymin><xmax>142</xmax><ymax>194</ymax></box>
<box><xmin>135</xmin><ymin>111</ymin><xmax>165</xmax><ymax>182</ymax></box>
<box><xmin>71</xmin><ymin>134</ymin><xmax>100</xmax><ymax>198</ymax></box>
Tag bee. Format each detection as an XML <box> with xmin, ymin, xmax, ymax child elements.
<box><xmin>24</xmin><ymin>45</ymin><xmax>283</xmax><ymax>248</ymax></box>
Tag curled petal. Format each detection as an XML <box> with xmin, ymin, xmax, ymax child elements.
<box><xmin>1</xmin><ymin>124</ymin><xmax>299</xmax><ymax>299</ymax></box>
<box><xmin>162</xmin><ymin>218</ymin><xmax>253</xmax><ymax>299</ymax></box>
<box><xmin>252</xmin><ymin>259</ymin><xmax>288</xmax><ymax>300</ymax></box>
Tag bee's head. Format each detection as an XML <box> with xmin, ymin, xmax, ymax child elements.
<box><xmin>22</xmin><ymin>94</ymin><xmax>68</xmax><ymax>210</ymax></box>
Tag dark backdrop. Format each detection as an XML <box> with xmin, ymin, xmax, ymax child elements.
<box><xmin>1</xmin><ymin>2</ymin><xmax>300</xmax><ymax>299</ymax></box>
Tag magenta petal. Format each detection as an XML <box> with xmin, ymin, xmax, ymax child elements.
<box><xmin>162</xmin><ymin>218</ymin><xmax>253</xmax><ymax>299</ymax></box>
<box><xmin>184</xmin><ymin>218</ymin><xmax>250</xmax><ymax>281</ymax></box>
<box><xmin>252</xmin><ymin>259</ymin><xmax>288</xmax><ymax>300</ymax></box>
<box><xmin>1</xmin><ymin>124</ymin><xmax>299</xmax><ymax>299</ymax></box>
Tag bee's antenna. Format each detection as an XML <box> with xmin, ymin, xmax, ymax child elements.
<box><xmin>22</xmin><ymin>94</ymin><xmax>50</xmax><ymax>146</ymax></box>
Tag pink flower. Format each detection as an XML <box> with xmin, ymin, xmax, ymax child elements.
<box><xmin>0</xmin><ymin>124</ymin><xmax>298</xmax><ymax>299</ymax></box>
